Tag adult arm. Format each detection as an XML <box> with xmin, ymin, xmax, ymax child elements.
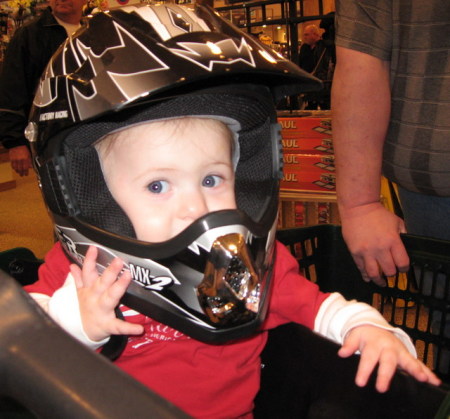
<box><xmin>331</xmin><ymin>46</ymin><xmax>409</xmax><ymax>285</ymax></box>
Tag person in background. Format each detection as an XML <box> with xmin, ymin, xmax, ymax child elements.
<box><xmin>0</xmin><ymin>0</ymin><xmax>86</xmax><ymax>176</ymax></box>
<box><xmin>298</xmin><ymin>23</ymin><xmax>334</xmax><ymax>109</ymax></box>
<box><xmin>332</xmin><ymin>0</ymin><xmax>450</xmax><ymax>373</ymax></box>
<box><xmin>298</xmin><ymin>24</ymin><xmax>323</xmax><ymax>73</ymax></box>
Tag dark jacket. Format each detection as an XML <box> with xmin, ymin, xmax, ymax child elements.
<box><xmin>298</xmin><ymin>40</ymin><xmax>329</xmax><ymax>76</ymax></box>
<box><xmin>0</xmin><ymin>7</ymin><xmax>67</xmax><ymax>149</ymax></box>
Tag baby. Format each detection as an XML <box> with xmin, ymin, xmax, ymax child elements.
<box><xmin>24</xmin><ymin>3</ymin><xmax>440</xmax><ymax>418</ymax></box>
<box><xmin>74</xmin><ymin>117</ymin><xmax>237</xmax><ymax>342</ymax></box>
<box><xmin>28</xmin><ymin>113</ymin><xmax>439</xmax><ymax>416</ymax></box>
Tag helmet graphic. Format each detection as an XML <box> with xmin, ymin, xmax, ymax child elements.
<box><xmin>27</xmin><ymin>3</ymin><xmax>321</xmax><ymax>343</ymax></box>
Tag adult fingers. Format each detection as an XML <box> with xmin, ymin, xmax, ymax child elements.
<box><xmin>354</xmin><ymin>254</ymin><xmax>386</xmax><ymax>286</ymax></box>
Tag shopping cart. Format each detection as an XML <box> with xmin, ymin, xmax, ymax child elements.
<box><xmin>276</xmin><ymin>224</ymin><xmax>450</xmax><ymax>383</ymax></box>
<box><xmin>1</xmin><ymin>234</ymin><xmax>450</xmax><ymax>418</ymax></box>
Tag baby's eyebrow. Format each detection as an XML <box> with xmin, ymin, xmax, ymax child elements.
<box><xmin>132</xmin><ymin>167</ymin><xmax>172</xmax><ymax>180</ymax></box>
<box><xmin>129</xmin><ymin>167</ymin><xmax>167</xmax><ymax>182</ymax></box>
<box><xmin>209</xmin><ymin>160</ymin><xmax>233</xmax><ymax>167</ymax></box>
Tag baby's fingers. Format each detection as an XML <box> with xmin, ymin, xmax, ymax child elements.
<box><xmin>96</xmin><ymin>257</ymin><xmax>126</xmax><ymax>291</ymax></box>
<box><xmin>399</xmin><ymin>356</ymin><xmax>441</xmax><ymax>386</ymax></box>
<box><xmin>339</xmin><ymin>331</ymin><xmax>379</xmax><ymax>388</ymax></box>
<box><xmin>353</xmin><ymin>346</ymin><xmax>385</xmax><ymax>389</ymax></box>
<box><xmin>105</xmin><ymin>269</ymin><xmax>133</xmax><ymax>305</ymax></box>
<box><xmin>338</xmin><ymin>335</ymin><xmax>359</xmax><ymax>358</ymax></box>
<box><xmin>90</xmin><ymin>267</ymin><xmax>132</xmax><ymax>317</ymax></box>
<box><xmin>80</xmin><ymin>246</ymin><xmax>100</xmax><ymax>286</ymax></box>
<box><xmin>373</xmin><ymin>350</ymin><xmax>398</xmax><ymax>392</ymax></box>
<box><xmin>108</xmin><ymin>317</ymin><xmax>144</xmax><ymax>337</ymax></box>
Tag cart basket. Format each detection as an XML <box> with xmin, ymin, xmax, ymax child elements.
<box><xmin>276</xmin><ymin>224</ymin><xmax>450</xmax><ymax>382</ymax></box>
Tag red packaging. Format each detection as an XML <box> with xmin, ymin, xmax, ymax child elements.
<box><xmin>281</xmin><ymin>167</ymin><xmax>336</xmax><ymax>192</ymax></box>
<box><xmin>278</xmin><ymin>116</ymin><xmax>332</xmax><ymax>138</ymax></box>
<box><xmin>283</xmin><ymin>153</ymin><xmax>335</xmax><ymax>173</ymax></box>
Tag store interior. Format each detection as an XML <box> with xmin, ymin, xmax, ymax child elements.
<box><xmin>0</xmin><ymin>0</ymin><xmax>449</xmax><ymax>416</ymax></box>
<box><xmin>0</xmin><ymin>0</ymin><xmax>338</xmax><ymax>256</ymax></box>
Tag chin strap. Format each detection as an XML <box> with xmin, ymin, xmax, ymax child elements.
<box><xmin>99</xmin><ymin>307</ymin><xmax>128</xmax><ymax>361</ymax></box>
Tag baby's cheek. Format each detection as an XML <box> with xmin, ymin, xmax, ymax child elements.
<box><xmin>135</xmin><ymin>218</ymin><xmax>173</xmax><ymax>243</ymax></box>
<box><xmin>213</xmin><ymin>191</ymin><xmax>237</xmax><ymax>211</ymax></box>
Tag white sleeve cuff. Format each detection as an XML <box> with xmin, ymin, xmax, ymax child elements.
<box><xmin>314</xmin><ymin>292</ymin><xmax>417</xmax><ymax>357</ymax></box>
<box><xmin>32</xmin><ymin>274</ymin><xmax>109</xmax><ymax>350</ymax></box>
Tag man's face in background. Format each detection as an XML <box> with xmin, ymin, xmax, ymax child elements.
<box><xmin>49</xmin><ymin>0</ymin><xmax>86</xmax><ymax>23</ymax></box>
<box><xmin>302</xmin><ymin>25</ymin><xmax>321</xmax><ymax>46</ymax></box>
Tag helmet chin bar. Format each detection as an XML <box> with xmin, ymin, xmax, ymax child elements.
<box><xmin>198</xmin><ymin>233</ymin><xmax>260</xmax><ymax>325</ymax></box>
<box><xmin>53</xmin><ymin>211</ymin><xmax>275</xmax><ymax>344</ymax></box>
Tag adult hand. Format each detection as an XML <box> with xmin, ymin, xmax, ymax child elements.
<box><xmin>9</xmin><ymin>145</ymin><xmax>32</xmax><ymax>176</ymax></box>
<box><xmin>70</xmin><ymin>246</ymin><xmax>144</xmax><ymax>342</ymax></box>
<box><xmin>340</xmin><ymin>202</ymin><xmax>409</xmax><ymax>286</ymax></box>
<box><xmin>339</xmin><ymin>325</ymin><xmax>441</xmax><ymax>393</ymax></box>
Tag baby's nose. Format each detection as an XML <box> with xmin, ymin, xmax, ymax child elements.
<box><xmin>180</xmin><ymin>190</ymin><xmax>209</xmax><ymax>221</ymax></box>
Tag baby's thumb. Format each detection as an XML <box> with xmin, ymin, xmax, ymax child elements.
<box><xmin>338</xmin><ymin>334</ymin><xmax>359</xmax><ymax>358</ymax></box>
<box><xmin>70</xmin><ymin>264</ymin><xmax>83</xmax><ymax>288</ymax></box>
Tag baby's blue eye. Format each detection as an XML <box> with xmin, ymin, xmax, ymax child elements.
<box><xmin>148</xmin><ymin>180</ymin><xmax>168</xmax><ymax>194</ymax></box>
<box><xmin>202</xmin><ymin>175</ymin><xmax>222</xmax><ymax>188</ymax></box>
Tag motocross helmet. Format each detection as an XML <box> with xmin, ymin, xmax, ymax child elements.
<box><xmin>26</xmin><ymin>2</ymin><xmax>321</xmax><ymax>343</ymax></box>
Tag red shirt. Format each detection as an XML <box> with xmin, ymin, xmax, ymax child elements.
<box><xmin>26</xmin><ymin>242</ymin><xmax>328</xmax><ymax>418</ymax></box>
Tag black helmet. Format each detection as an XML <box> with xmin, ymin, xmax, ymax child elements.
<box><xmin>26</xmin><ymin>2</ymin><xmax>321</xmax><ymax>343</ymax></box>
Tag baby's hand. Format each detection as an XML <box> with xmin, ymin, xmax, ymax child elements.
<box><xmin>338</xmin><ymin>325</ymin><xmax>441</xmax><ymax>392</ymax></box>
<box><xmin>70</xmin><ymin>246</ymin><xmax>144</xmax><ymax>342</ymax></box>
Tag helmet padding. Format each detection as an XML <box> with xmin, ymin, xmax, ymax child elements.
<box><xmin>63</xmin><ymin>89</ymin><xmax>277</xmax><ymax>239</ymax></box>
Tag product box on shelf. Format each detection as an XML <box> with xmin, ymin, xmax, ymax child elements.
<box><xmin>279</xmin><ymin>111</ymin><xmax>335</xmax><ymax>193</ymax></box>
<box><xmin>282</xmin><ymin>137</ymin><xmax>334</xmax><ymax>155</ymax></box>
<box><xmin>281</xmin><ymin>167</ymin><xmax>336</xmax><ymax>192</ymax></box>
<box><xmin>283</xmin><ymin>153</ymin><xmax>335</xmax><ymax>172</ymax></box>
<box><xmin>276</xmin><ymin>111</ymin><xmax>338</xmax><ymax>229</ymax></box>
<box><xmin>278</xmin><ymin>112</ymin><xmax>333</xmax><ymax>154</ymax></box>
<box><xmin>278</xmin><ymin>114</ymin><xmax>332</xmax><ymax>139</ymax></box>
<box><xmin>278</xmin><ymin>198</ymin><xmax>340</xmax><ymax>228</ymax></box>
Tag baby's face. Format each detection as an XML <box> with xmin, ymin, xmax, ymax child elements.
<box><xmin>97</xmin><ymin>117</ymin><xmax>237</xmax><ymax>242</ymax></box>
